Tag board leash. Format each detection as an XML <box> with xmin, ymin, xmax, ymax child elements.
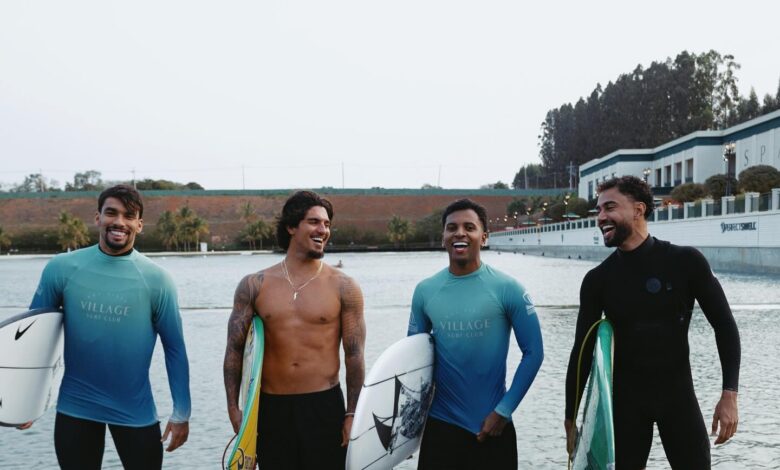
<box><xmin>221</xmin><ymin>433</ymin><xmax>237</xmax><ymax>469</ymax></box>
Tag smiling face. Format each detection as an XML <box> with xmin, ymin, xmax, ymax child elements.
<box><xmin>287</xmin><ymin>205</ymin><xmax>331</xmax><ymax>259</ymax></box>
<box><xmin>596</xmin><ymin>187</ymin><xmax>646</xmax><ymax>249</ymax></box>
<box><xmin>95</xmin><ymin>197</ymin><xmax>144</xmax><ymax>255</ymax></box>
<box><xmin>443</xmin><ymin>208</ymin><xmax>487</xmax><ymax>275</ymax></box>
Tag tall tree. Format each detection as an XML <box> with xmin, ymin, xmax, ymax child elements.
<box><xmin>480</xmin><ymin>181</ymin><xmax>509</xmax><ymax>189</ymax></box>
<box><xmin>66</xmin><ymin>170</ymin><xmax>104</xmax><ymax>191</ymax></box>
<box><xmin>533</xmin><ymin>49</ymin><xmax>755</xmax><ymax>188</ymax></box>
<box><xmin>512</xmin><ymin>164</ymin><xmax>545</xmax><ymax>189</ymax></box>
<box><xmin>735</xmin><ymin>88</ymin><xmax>761</xmax><ymax>122</ymax></box>
<box><xmin>12</xmin><ymin>173</ymin><xmax>60</xmax><ymax>192</ymax></box>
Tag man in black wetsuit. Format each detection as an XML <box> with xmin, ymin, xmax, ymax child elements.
<box><xmin>564</xmin><ymin>176</ymin><xmax>740</xmax><ymax>469</ymax></box>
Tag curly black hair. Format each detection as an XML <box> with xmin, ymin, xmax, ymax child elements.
<box><xmin>441</xmin><ymin>199</ymin><xmax>488</xmax><ymax>231</ymax></box>
<box><xmin>276</xmin><ymin>191</ymin><xmax>334</xmax><ymax>250</ymax></box>
<box><xmin>597</xmin><ymin>176</ymin><xmax>654</xmax><ymax>219</ymax></box>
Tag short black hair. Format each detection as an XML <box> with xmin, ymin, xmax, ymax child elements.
<box><xmin>441</xmin><ymin>199</ymin><xmax>488</xmax><ymax>231</ymax></box>
<box><xmin>598</xmin><ymin>176</ymin><xmax>654</xmax><ymax>219</ymax></box>
<box><xmin>276</xmin><ymin>191</ymin><xmax>334</xmax><ymax>250</ymax></box>
<box><xmin>98</xmin><ymin>184</ymin><xmax>144</xmax><ymax>218</ymax></box>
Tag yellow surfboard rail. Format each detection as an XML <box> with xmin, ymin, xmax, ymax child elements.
<box><xmin>225</xmin><ymin>316</ymin><xmax>265</xmax><ymax>470</ymax></box>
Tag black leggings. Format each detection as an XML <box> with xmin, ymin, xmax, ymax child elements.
<box><xmin>614</xmin><ymin>372</ymin><xmax>711</xmax><ymax>470</ymax></box>
<box><xmin>54</xmin><ymin>412</ymin><xmax>163</xmax><ymax>470</ymax></box>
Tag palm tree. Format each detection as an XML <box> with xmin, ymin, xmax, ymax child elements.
<box><xmin>238</xmin><ymin>200</ymin><xmax>257</xmax><ymax>224</ymax></box>
<box><xmin>174</xmin><ymin>206</ymin><xmax>209</xmax><ymax>251</ymax></box>
<box><xmin>242</xmin><ymin>219</ymin><xmax>271</xmax><ymax>250</ymax></box>
<box><xmin>57</xmin><ymin>211</ymin><xmax>90</xmax><ymax>251</ymax></box>
<box><xmin>155</xmin><ymin>210</ymin><xmax>179</xmax><ymax>251</ymax></box>
<box><xmin>186</xmin><ymin>216</ymin><xmax>209</xmax><ymax>251</ymax></box>
<box><xmin>0</xmin><ymin>225</ymin><xmax>11</xmax><ymax>254</ymax></box>
<box><xmin>175</xmin><ymin>206</ymin><xmax>196</xmax><ymax>251</ymax></box>
<box><xmin>387</xmin><ymin>215</ymin><xmax>413</xmax><ymax>249</ymax></box>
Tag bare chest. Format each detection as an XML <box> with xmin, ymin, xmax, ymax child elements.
<box><xmin>255</xmin><ymin>276</ymin><xmax>341</xmax><ymax>327</ymax></box>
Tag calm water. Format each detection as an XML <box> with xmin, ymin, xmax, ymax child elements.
<box><xmin>1</xmin><ymin>251</ymin><xmax>779</xmax><ymax>469</ymax></box>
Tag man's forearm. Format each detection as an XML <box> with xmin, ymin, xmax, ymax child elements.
<box><xmin>223</xmin><ymin>347</ymin><xmax>243</xmax><ymax>410</ymax></box>
<box><xmin>223</xmin><ymin>273</ymin><xmax>261</xmax><ymax>410</ymax></box>
<box><xmin>344</xmin><ymin>354</ymin><xmax>364</xmax><ymax>413</ymax></box>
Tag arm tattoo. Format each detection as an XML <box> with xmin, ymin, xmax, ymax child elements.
<box><xmin>340</xmin><ymin>275</ymin><xmax>366</xmax><ymax>413</ymax></box>
<box><xmin>223</xmin><ymin>272</ymin><xmax>263</xmax><ymax>410</ymax></box>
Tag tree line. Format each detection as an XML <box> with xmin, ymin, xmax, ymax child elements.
<box><xmin>515</xmin><ymin>50</ymin><xmax>780</xmax><ymax>189</ymax></box>
<box><xmin>2</xmin><ymin>170</ymin><xmax>204</xmax><ymax>193</ymax></box>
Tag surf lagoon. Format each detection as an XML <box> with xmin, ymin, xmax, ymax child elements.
<box><xmin>1</xmin><ymin>250</ymin><xmax>778</xmax><ymax>469</ymax></box>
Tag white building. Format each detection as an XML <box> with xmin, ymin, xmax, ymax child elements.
<box><xmin>578</xmin><ymin>109</ymin><xmax>780</xmax><ymax>200</ymax></box>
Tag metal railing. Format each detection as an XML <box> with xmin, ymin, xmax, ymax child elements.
<box><xmin>734</xmin><ymin>198</ymin><xmax>745</xmax><ymax>213</ymax></box>
<box><xmin>689</xmin><ymin>203</ymin><xmax>702</xmax><ymax>218</ymax></box>
<box><xmin>759</xmin><ymin>193</ymin><xmax>771</xmax><ymax>211</ymax></box>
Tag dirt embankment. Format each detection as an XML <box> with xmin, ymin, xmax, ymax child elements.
<box><xmin>0</xmin><ymin>190</ymin><xmax>523</xmax><ymax>249</ymax></box>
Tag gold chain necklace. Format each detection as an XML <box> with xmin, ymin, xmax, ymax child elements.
<box><xmin>281</xmin><ymin>258</ymin><xmax>323</xmax><ymax>301</ymax></box>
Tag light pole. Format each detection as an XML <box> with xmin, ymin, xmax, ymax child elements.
<box><xmin>563</xmin><ymin>194</ymin><xmax>570</xmax><ymax>220</ymax></box>
<box><xmin>542</xmin><ymin>202</ymin><xmax>548</xmax><ymax>224</ymax></box>
<box><xmin>643</xmin><ymin>167</ymin><xmax>651</xmax><ymax>183</ymax></box>
<box><xmin>723</xmin><ymin>142</ymin><xmax>736</xmax><ymax>196</ymax></box>
<box><xmin>526</xmin><ymin>207</ymin><xmax>532</xmax><ymax>226</ymax></box>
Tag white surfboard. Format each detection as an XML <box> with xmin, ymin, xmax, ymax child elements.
<box><xmin>346</xmin><ymin>333</ymin><xmax>435</xmax><ymax>470</ymax></box>
<box><xmin>0</xmin><ymin>308</ymin><xmax>64</xmax><ymax>427</ymax></box>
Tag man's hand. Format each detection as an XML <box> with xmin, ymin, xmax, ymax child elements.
<box><xmin>161</xmin><ymin>421</ymin><xmax>189</xmax><ymax>452</ymax></box>
<box><xmin>564</xmin><ymin>419</ymin><xmax>577</xmax><ymax>457</ymax></box>
<box><xmin>16</xmin><ymin>421</ymin><xmax>33</xmax><ymax>430</ymax></box>
<box><xmin>476</xmin><ymin>411</ymin><xmax>508</xmax><ymax>443</ymax></box>
<box><xmin>341</xmin><ymin>415</ymin><xmax>354</xmax><ymax>447</ymax></box>
<box><xmin>712</xmin><ymin>390</ymin><xmax>738</xmax><ymax>445</ymax></box>
<box><xmin>228</xmin><ymin>406</ymin><xmax>243</xmax><ymax>434</ymax></box>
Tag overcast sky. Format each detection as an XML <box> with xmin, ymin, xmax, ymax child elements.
<box><xmin>1</xmin><ymin>1</ymin><xmax>778</xmax><ymax>190</ymax></box>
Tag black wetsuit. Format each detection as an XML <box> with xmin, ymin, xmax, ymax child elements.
<box><xmin>565</xmin><ymin>236</ymin><xmax>741</xmax><ymax>469</ymax></box>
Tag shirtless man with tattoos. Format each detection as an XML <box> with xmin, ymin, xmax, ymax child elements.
<box><xmin>223</xmin><ymin>190</ymin><xmax>366</xmax><ymax>469</ymax></box>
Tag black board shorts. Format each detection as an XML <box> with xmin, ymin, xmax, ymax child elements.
<box><xmin>417</xmin><ymin>416</ymin><xmax>517</xmax><ymax>470</ymax></box>
<box><xmin>257</xmin><ymin>384</ymin><xmax>346</xmax><ymax>470</ymax></box>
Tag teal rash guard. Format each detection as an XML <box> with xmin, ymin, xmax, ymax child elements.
<box><xmin>407</xmin><ymin>263</ymin><xmax>544</xmax><ymax>434</ymax></box>
<box><xmin>30</xmin><ymin>245</ymin><xmax>191</xmax><ymax>427</ymax></box>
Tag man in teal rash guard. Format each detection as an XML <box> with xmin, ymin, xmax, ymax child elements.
<box><xmin>24</xmin><ymin>184</ymin><xmax>191</xmax><ymax>470</ymax></box>
<box><xmin>407</xmin><ymin>199</ymin><xmax>544</xmax><ymax>469</ymax></box>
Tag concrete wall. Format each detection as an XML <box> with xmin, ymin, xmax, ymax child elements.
<box><xmin>489</xmin><ymin>208</ymin><xmax>780</xmax><ymax>274</ymax></box>
<box><xmin>490</xmin><ymin>208</ymin><xmax>780</xmax><ymax>249</ymax></box>
<box><xmin>495</xmin><ymin>244</ymin><xmax>780</xmax><ymax>275</ymax></box>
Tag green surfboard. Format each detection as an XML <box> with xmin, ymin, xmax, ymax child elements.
<box><xmin>572</xmin><ymin>320</ymin><xmax>615</xmax><ymax>470</ymax></box>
